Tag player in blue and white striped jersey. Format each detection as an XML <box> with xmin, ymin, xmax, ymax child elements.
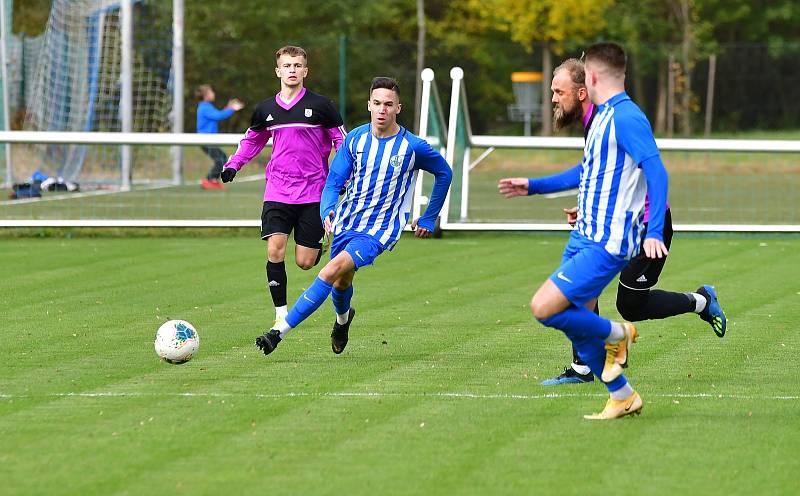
<box><xmin>529</xmin><ymin>43</ymin><xmax>670</xmax><ymax>420</ymax></box>
<box><xmin>255</xmin><ymin>77</ymin><xmax>452</xmax><ymax>357</ymax></box>
<box><xmin>501</xmin><ymin>58</ymin><xmax>725</xmax><ymax>388</ymax></box>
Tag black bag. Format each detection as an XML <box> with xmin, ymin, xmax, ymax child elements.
<box><xmin>11</xmin><ymin>181</ymin><xmax>42</xmax><ymax>199</ymax></box>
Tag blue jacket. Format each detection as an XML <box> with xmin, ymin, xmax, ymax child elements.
<box><xmin>196</xmin><ymin>101</ymin><xmax>235</xmax><ymax>134</ymax></box>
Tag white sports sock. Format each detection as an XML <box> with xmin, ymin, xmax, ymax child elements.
<box><xmin>275</xmin><ymin>305</ymin><xmax>288</xmax><ymax>320</ymax></box>
<box><xmin>336</xmin><ymin>311</ymin><xmax>350</xmax><ymax>325</ymax></box>
<box><xmin>571</xmin><ymin>363</ymin><xmax>591</xmax><ymax>376</ymax></box>
<box><xmin>605</xmin><ymin>322</ymin><xmax>624</xmax><ymax>344</ymax></box>
<box><xmin>610</xmin><ymin>383</ymin><xmax>634</xmax><ymax>400</ymax></box>
<box><xmin>691</xmin><ymin>293</ymin><xmax>707</xmax><ymax>313</ymax></box>
<box><xmin>274</xmin><ymin>319</ymin><xmax>292</xmax><ymax>338</ymax></box>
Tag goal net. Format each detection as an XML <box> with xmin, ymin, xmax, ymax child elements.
<box><xmin>19</xmin><ymin>0</ymin><xmax>173</xmax><ymax>187</ymax></box>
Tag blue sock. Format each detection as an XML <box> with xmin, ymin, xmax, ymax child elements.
<box><xmin>540</xmin><ymin>306</ymin><xmax>627</xmax><ymax>392</ymax></box>
<box><xmin>285</xmin><ymin>277</ymin><xmax>333</xmax><ymax>328</ymax></box>
<box><xmin>331</xmin><ymin>285</ymin><xmax>353</xmax><ymax>315</ymax></box>
<box><xmin>539</xmin><ymin>305</ymin><xmax>612</xmax><ymax>342</ymax></box>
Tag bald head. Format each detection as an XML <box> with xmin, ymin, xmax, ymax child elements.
<box><xmin>551</xmin><ymin>58</ymin><xmax>589</xmax><ymax>129</ymax></box>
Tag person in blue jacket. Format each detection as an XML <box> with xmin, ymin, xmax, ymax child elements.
<box><xmin>195</xmin><ymin>84</ymin><xmax>243</xmax><ymax>189</ymax></box>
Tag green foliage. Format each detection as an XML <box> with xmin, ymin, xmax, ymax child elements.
<box><xmin>181</xmin><ymin>1</ymin><xmax>419</xmax><ymax>132</ymax></box>
<box><xmin>465</xmin><ymin>0</ymin><xmax>614</xmax><ymax>51</ymax></box>
<box><xmin>10</xmin><ymin>0</ymin><xmax>800</xmax><ymax>133</ymax></box>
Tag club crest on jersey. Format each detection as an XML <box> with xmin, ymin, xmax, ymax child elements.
<box><xmin>304</xmin><ymin>108</ymin><xmax>312</xmax><ymax>117</ymax></box>
<box><xmin>266</xmin><ymin>114</ymin><xmax>274</xmax><ymax>121</ymax></box>
<box><xmin>389</xmin><ymin>155</ymin><xmax>403</xmax><ymax>168</ymax></box>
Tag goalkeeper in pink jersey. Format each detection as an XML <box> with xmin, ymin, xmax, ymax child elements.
<box><xmin>221</xmin><ymin>45</ymin><xmax>346</xmax><ymax>327</ymax></box>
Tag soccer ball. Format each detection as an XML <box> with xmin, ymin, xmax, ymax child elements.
<box><xmin>154</xmin><ymin>319</ymin><xmax>200</xmax><ymax>364</ymax></box>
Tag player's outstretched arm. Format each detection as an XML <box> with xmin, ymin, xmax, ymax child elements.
<box><xmin>199</xmin><ymin>102</ymin><xmax>236</xmax><ymax>122</ymax></box>
<box><xmin>498</xmin><ymin>177</ymin><xmax>529</xmax><ymax>198</ymax></box>
<box><xmin>499</xmin><ymin>164</ymin><xmax>582</xmax><ymax>198</ymax></box>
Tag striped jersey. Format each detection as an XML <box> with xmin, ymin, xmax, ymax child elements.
<box><xmin>321</xmin><ymin>124</ymin><xmax>452</xmax><ymax>250</ymax></box>
<box><xmin>225</xmin><ymin>88</ymin><xmax>345</xmax><ymax>204</ymax></box>
<box><xmin>577</xmin><ymin>92</ymin><xmax>661</xmax><ymax>259</ymax></box>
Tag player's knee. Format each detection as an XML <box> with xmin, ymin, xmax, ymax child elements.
<box><xmin>530</xmin><ymin>297</ymin><xmax>552</xmax><ymax>322</ymax></box>
<box><xmin>297</xmin><ymin>260</ymin><xmax>315</xmax><ymax>271</ymax></box>
<box><xmin>616</xmin><ymin>286</ymin><xmax>647</xmax><ymax>322</ymax></box>
<box><xmin>617</xmin><ymin>304</ymin><xmax>645</xmax><ymax>322</ymax></box>
<box><xmin>319</xmin><ymin>260</ymin><xmax>343</xmax><ymax>282</ymax></box>
<box><xmin>268</xmin><ymin>249</ymin><xmax>285</xmax><ymax>262</ymax></box>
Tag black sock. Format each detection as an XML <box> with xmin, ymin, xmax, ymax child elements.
<box><xmin>616</xmin><ymin>284</ymin><xmax>695</xmax><ymax>322</ymax></box>
<box><xmin>266</xmin><ymin>261</ymin><xmax>287</xmax><ymax>307</ymax></box>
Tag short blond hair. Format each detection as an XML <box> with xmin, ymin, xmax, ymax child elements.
<box><xmin>275</xmin><ymin>45</ymin><xmax>307</xmax><ymax>66</ymax></box>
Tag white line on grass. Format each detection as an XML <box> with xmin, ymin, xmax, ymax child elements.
<box><xmin>1</xmin><ymin>391</ymin><xmax>797</xmax><ymax>401</ymax></box>
<box><xmin>543</xmin><ymin>189</ymin><xmax>579</xmax><ymax>199</ymax></box>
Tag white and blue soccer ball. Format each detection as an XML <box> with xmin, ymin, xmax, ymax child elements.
<box><xmin>155</xmin><ymin>319</ymin><xmax>200</xmax><ymax>364</ymax></box>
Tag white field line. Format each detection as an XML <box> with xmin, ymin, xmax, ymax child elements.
<box><xmin>543</xmin><ymin>189</ymin><xmax>578</xmax><ymax>199</ymax></box>
<box><xmin>0</xmin><ymin>174</ymin><xmax>263</xmax><ymax>207</ymax></box>
<box><xmin>0</xmin><ymin>391</ymin><xmax>797</xmax><ymax>401</ymax></box>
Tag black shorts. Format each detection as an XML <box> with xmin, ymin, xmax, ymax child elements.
<box><xmin>618</xmin><ymin>209</ymin><xmax>674</xmax><ymax>290</ymax></box>
<box><xmin>260</xmin><ymin>201</ymin><xmax>324</xmax><ymax>250</ymax></box>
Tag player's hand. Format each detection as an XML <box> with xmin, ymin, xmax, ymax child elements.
<box><xmin>563</xmin><ymin>206</ymin><xmax>578</xmax><ymax>226</ymax></box>
<box><xmin>498</xmin><ymin>177</ymin><xmax>529</xmax><ymax>198</ymax></box>
<box><xmin>339</xmin><ymin>178</ymin><xmax>351</xmax><ymax>196</ymax></box>
<box><xmin>643</xmin><ymin>237</ymin><xmax>669</xmax><ymax>259</ymax></box>
<box><xmin>410</xmin><ymin>218</ymin><xmax>432</xmax><ymax>238</ymax></box>
<box><xmin>323</xmin><ymin>210</ymin><xmax>335</xmax><ymax>236</ymax></box>
<box><xmin>220</xmin><ymin>167</ymin><xmax>237</xmax><ymax>183</ymax></box>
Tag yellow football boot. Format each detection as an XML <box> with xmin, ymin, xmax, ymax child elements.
<box><xmin>601</xmin><ymin>322</ymin><xmax>638</xmax><ymax>382</ymax></box>
<box><xmin>583</xmin><ymin>391</ymin><xmax>643</xmax><ymax>420</ymax></box>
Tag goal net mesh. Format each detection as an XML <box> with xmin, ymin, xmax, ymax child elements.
<box><xmin>20</xmin><ymin>0</ymin><xmax>173</xmax><ymax>186</ymax></box>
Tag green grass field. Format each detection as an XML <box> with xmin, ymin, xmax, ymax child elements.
<box><xmin>2</xmin><ymin>231</ymin><xmax>799</xmax><ymax>495</ymax></box>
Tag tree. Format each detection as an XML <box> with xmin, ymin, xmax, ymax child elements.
<box><xmin>463</xmin><ymin>0</ymin><xmax>614</xmax><ymax>135</ymax></box>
